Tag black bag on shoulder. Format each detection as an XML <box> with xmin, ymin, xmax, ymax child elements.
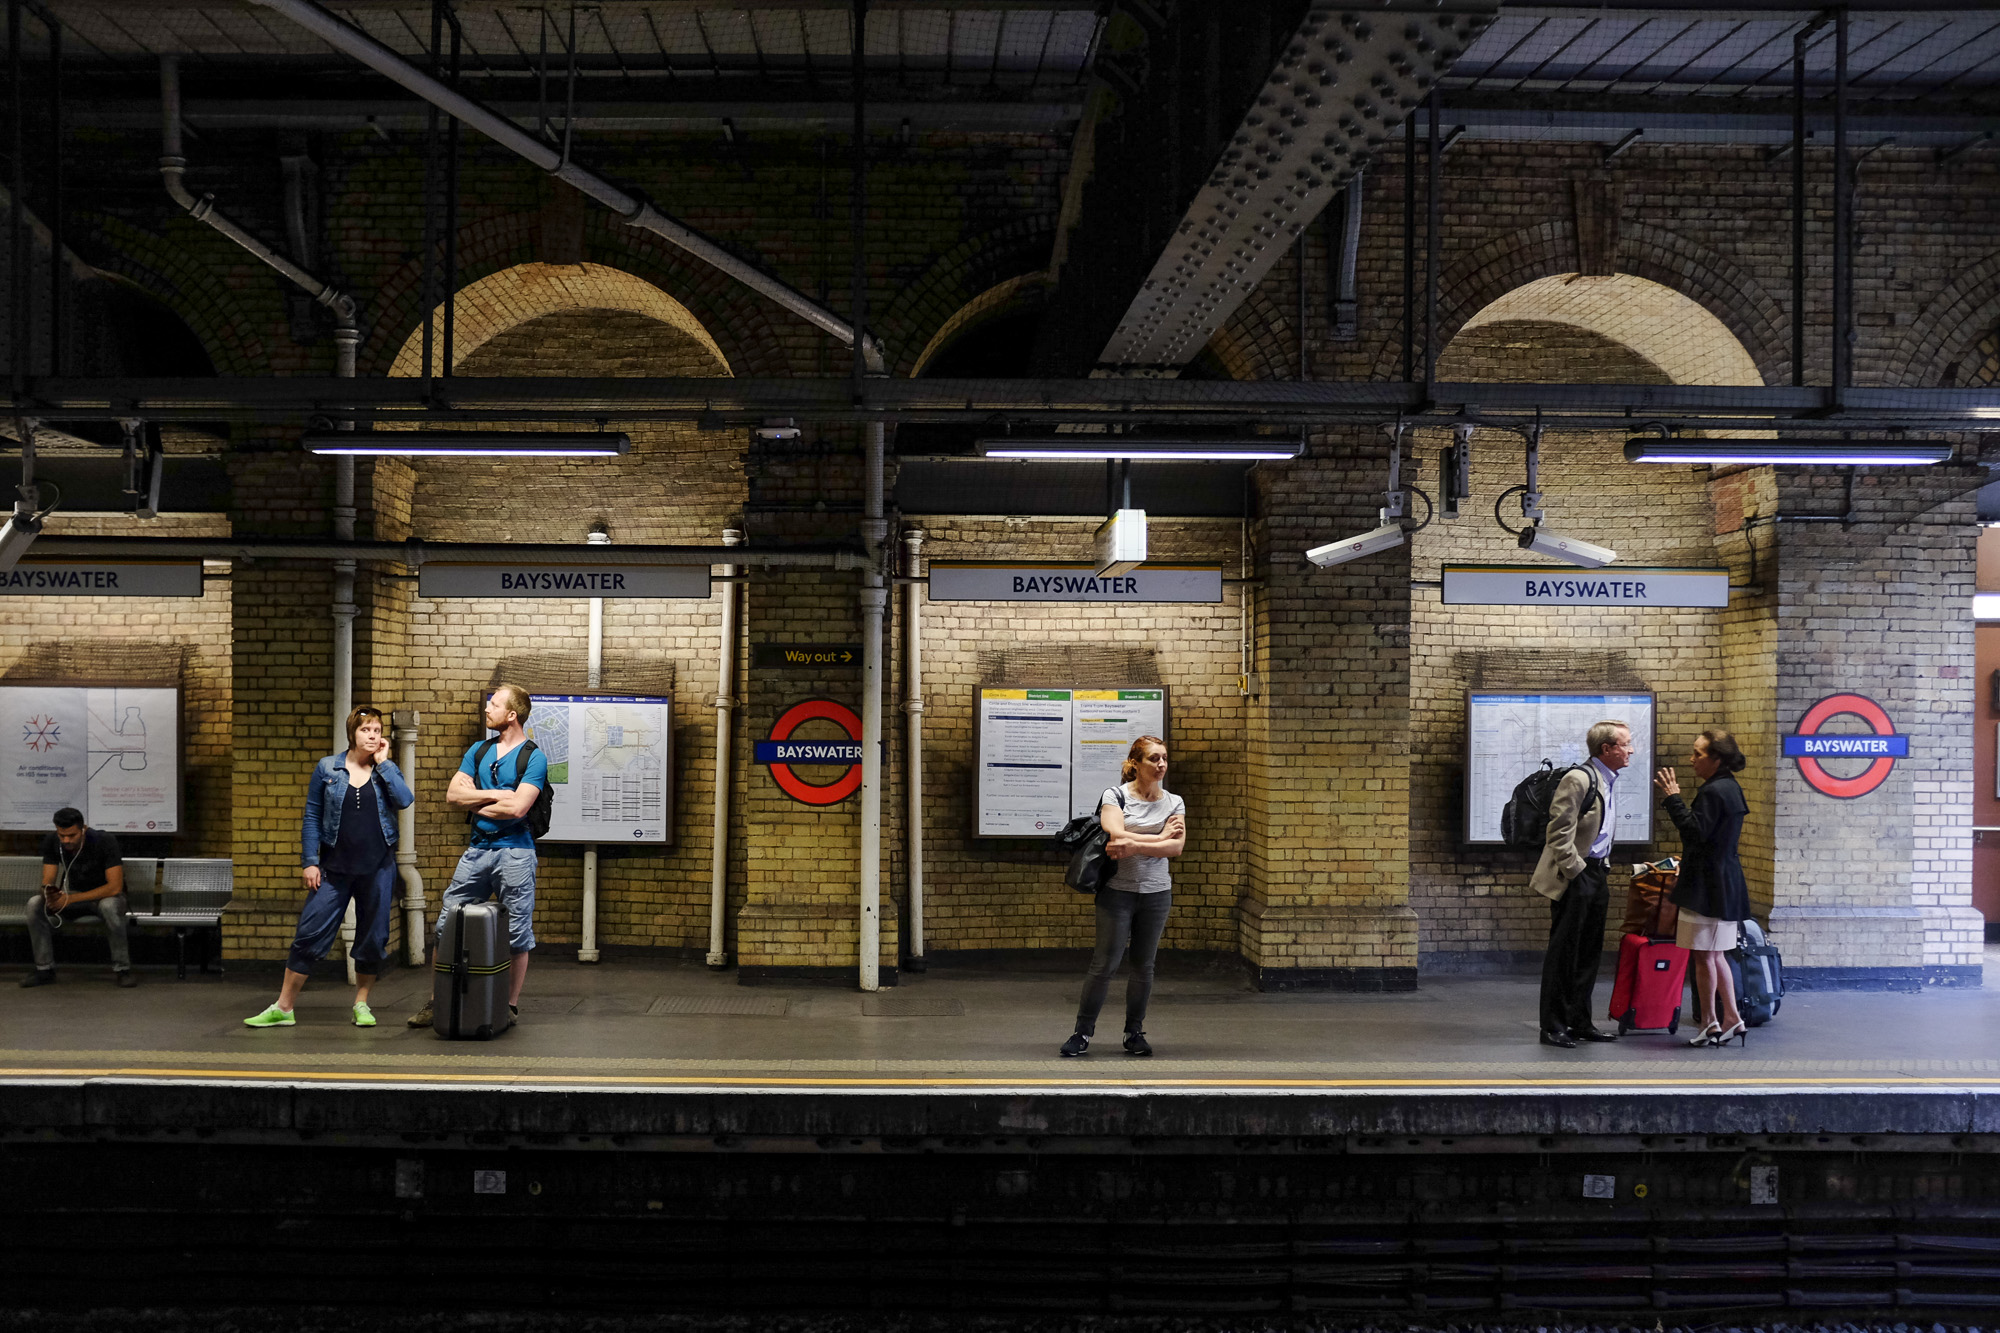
<box><xmin>1056</xmin><ymin>788</ymin><xmax>1125</xmax><ymax>893</ymax></box>
<box><xmin>467</xmin><ymin>737</ymin><xmax>553</xmax><ymax>841</ymax></box>
<box><xmin>1500</xmin><ymin>759</ymin><xmax>1601</xmax><ymax>851</ymax></box>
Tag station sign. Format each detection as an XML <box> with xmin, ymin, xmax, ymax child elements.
<box><xmin>928</xmin><ymin>562</ymin><xmax>1223</xmax><ymax>604</ymax></box>
<box><xmin>752</xmin><ymin>643</ymin><xmax>861</xmax><ymax>670</ymax></box>
<box><xmin>417</xmin><ymin>562</ymin><xmax>711</xmax><ymax>599</ymax></box>
<box><xmin>1785</xmin><ymin>691</ymin><xmax>1908</xmax><ymax>799</ymax></box>
<box><xmin>1441</xmin><ymin>564</ymin><xmax>1729</xmax><ymax>608</ymax></box>
<box><xmin>756</xmin><ymin>698</ymin><xmax>865</xmax><ymax>806</ymax></box>
<box><xmin>0</xmin><ymin>559</ymin><xmax>205</xmax><ymax>597</ymax></box>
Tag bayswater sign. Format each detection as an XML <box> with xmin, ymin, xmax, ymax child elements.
<box><xmin>418</xmin><ymin>562</ymin><xmax>711</xmax><ymax>599</ymax></box>
<box><xmin>1441</xmin><ymin>564</ymin><xmax>1729</xmax><ymax>608</ymax></box>
<box><xmin>928</xmin><ymin>562</ymin><xmax>1223</xmax><ymax>604</ymax></box>
<box><xmin>0</xmin><ymin>560</ymin><xmax>205</xmax><ymax>597</ymax></box>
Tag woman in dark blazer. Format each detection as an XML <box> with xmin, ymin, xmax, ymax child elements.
<box><xmin>1654</xmin><ymin>729</ymin><xmax>1751</xmax><ymax>1047</ymax></box>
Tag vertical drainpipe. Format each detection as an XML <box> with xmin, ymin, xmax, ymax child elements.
<box><xmin>708</xmin><ymin>528</ymin><xmax>742</xmax><ymax>968</ymax></box>
<box><xmin>902</xmin><ymin>528</ymin><xmax>925</xmax><ymax>971</ymax></box>
<box><xmin>394</xmin><ymin>710</ymin><xmax>426</xmax><ymax>965</ymax></box>
<box><xmin>859</xmin><ymin>423</ymin><xmax>886</xmax><ymax>992</ymax></box>
<box><xmin>579</xmin><ymin>523</ymin><xmax>609</xmax><ymax>964</ymax></box>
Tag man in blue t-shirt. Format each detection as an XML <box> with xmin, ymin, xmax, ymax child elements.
<box><xmin>407</xmin><ymin>683</ymin><xmax>547</xmax><ymax>1029</ymax></box>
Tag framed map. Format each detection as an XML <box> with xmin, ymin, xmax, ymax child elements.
<box><xmin>517</xmin><ymin>693</ymin><xmax>674</xmax><ymax>844</ymax></box>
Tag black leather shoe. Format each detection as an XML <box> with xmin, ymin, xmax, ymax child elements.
<box><xmin>1538</xmin><ymin>1028</ymin><xmax>1578</xmax><ymax>1048</ymax></box>
<box><xmin>1123</xmin><ymin>1031</ymin><xmax>1153</xmax><ymax>1057</ymax></box>
<box><xmin>18</xmin><ymin>968</ymin><xmax>54</xmax><ymax>988</ymax></box>
<box><xmin>1059</xmin><ymin>1032</ymin><xmax>1089</xmax><ymax>1058</ymax></box>
<box><xmin>1574</xmin><ymin>1027</ymin><xmax>1618</xmax><ymax>1042</ymax></box>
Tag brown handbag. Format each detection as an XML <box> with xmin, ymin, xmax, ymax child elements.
<box><xmin>1620</xmin><ymin>856</ymin><xmax>1680</xmax><ymax>938</ymax></box>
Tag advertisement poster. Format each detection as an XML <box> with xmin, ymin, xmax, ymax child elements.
<box><xmin>1070</xmin><ymin>689</ymin><xmax>1167</xmax><ymax>817</ymax></box>
<box><xmin>521</xmin><ymin>694</ymin><xmax>674</xmax><ymax>844</ymax></box>
<box><xmin>976</xmin><ymin>689</ymin><xmax>1073</xmax><ymax>836</ymax></box>
<box><xmin>0</xmin><ymin>685</ymin><xmax>180</xmax><ymax>833</ymax></box>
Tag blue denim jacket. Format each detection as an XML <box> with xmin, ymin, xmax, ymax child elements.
<box><xmin>302</xmin><ymin>753</ymin><xmax>415</xmax><ymax>868</ymax></box>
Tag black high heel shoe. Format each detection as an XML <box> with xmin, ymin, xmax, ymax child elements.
<box><xmin>1709</xmin><ymin>1019</ymin><xmax>1747</xmax><ymax>1047</ymax></box>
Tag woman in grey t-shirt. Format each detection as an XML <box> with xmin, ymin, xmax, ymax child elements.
<box><xmin>1059</xmin><ymin>735</ymin><xmax>1186</xmax><ymax>1058</ymax></box>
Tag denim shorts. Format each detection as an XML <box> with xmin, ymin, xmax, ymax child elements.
<box><xmin>436</xmin><ymin>845</ymin><xmax>537</xmax><ymax>953</ymax></box>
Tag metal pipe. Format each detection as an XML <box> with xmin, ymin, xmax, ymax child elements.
<box><xmin>849</xmin><ymin>0</ymin><xmax>870</xmax><ymax>385</ymax></box>
<box><xmin>577</xmin><ymin>524</ymin><xmax>609</xmax><ymax>964</ymax></box>
<box><xmin>1401</xmin><ymin>116</ymin><xmax>1415</xmax><ymax>382</ymax></box>
<box><xmin>1333</xmin><ymin>170</ymin><xmax>1362</xmax><ymax>343</ymax></box>
<box><xmin>1791</xmin><ymin>21</ymin><xmax>1808</xmax><ymax>387</ymax></box>
<box><xmin>393</xmin><ymin>709</ymin><xmax>426</xmax><ymax>966</ymax></box>
<box><xmin>27</xmin><ymin>535</ymin><xmax>871</xmax><ymax>569</ymax></box>
<box><xmin>902</xmin><ymin>528</ymin><xmax>925</xmax><ymax>971</ymax></box>
<box><xmin>707</xmin><ymin>527</ymin><xmax>741</xmax><ymax>969</ymax></box>
<box><xmin>45</xmin><ymin>11</ymin><xmax>59</xmax><ymax>377</ymax></box>
<box><xmin>1832</xmin><ymin>7</ymin><xmax>1850</xmax><ymax>393</ymax></box>
<box><xmin>9</xmin><ymin>0</ymin><xmax>23</xmax><ymax>393</ymax></box>
<box><xmin>246</xmin><ymin>0</ymin><xmax>884</xmax><ymax>373</ymax></box>
<box><xmin>858</xmin><ymin>420</ymin><xmax>886</xmax><ymax>992</ymax></box>
<box><xmin>1424</xmin><ymin>90</ymin><xmax>1441</xmax><ymax>391</ymax></box>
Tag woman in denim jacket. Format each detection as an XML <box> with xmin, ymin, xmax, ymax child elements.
<box><xmin>244</xmin><ymin>706</ymin><xmax>413</xmax><ymax>1029</ymax></box>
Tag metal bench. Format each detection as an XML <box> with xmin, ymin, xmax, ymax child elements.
<box><xmin>2</xmin><ymin>853</ymin><xmax>233</xmax><ymax>979</ymax></box>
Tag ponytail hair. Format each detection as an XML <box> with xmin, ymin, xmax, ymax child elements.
<box><xmin>1120</xmin><ymin>735</ymin><xmax>1166</xmax><ymax>783</ymax></box>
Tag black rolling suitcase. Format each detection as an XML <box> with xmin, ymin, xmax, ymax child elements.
<box><xmin>433</xmin><ymin>901</ymin><xmax>512</xmax><ymax>1040</ymax></box>
<box><xmin>1727</xmin><ymin>918</ymin><xmax>1785</xmax><ymax>1027</ymax></box>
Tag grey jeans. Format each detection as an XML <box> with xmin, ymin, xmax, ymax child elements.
<box><xmin>23</xmin><ymin>892</ymin><xmax>131</xmax><ymax>971</ymax></box>
<box><xmin>1073</xmin><ymin>888</ymin><xmax>1172</xmax><ymax>1038</ymax></box>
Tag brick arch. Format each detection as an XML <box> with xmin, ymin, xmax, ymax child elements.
<box><xmin>908</xmin><ymin>271</ymin><xmax>1050</xmax><ymax>377</ymax></box>
<box><xmin>1206</xmin><ymin>287</ymin><xmax>1295</xmax><ymax>381</ymax></box>
<box><xmin>880</xmin><ymin>215</ymin><xmax>1058</xmax><ymax>378</ymax></box>
<box><xmin>1884</xmin><ymin>249</ymin><xmax>2000</xmax><ymax>387</ymax></box>
<box><xmin>364</xmin><ymin>210</ymin><xmax>807</xmax><ymax>379</ymax></box>
<box><xmin>386</xmin><ymin>262</ymin><xmax>731</xmax><ymax>378</ymax></box>
<box><xmin>1366</xmin><ymin>220</ymin><xmax>1784</xmax><ymax>386</ymax></box>
<box><xmin>80</xmin><ymin>215</ymin><xmax>278</xmax><ymax>377</ymax></box>
<box><xmin>1459</xmin><ymin>274</ymin><xmax>1763</xmax><ymax>387</ymax></box>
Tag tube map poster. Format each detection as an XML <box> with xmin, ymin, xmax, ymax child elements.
<box><xmin>520</xmin><ymin>693</ymin><xmax>674</xmax><ymax>844</ymax></box>
<box><xmin>0</xmin><ymin>686</ymin><xmax>180</xmax><ymax>833</ymax></box>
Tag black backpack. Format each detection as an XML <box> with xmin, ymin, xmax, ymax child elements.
<box><xmin>1500</xmin><ymin>760</ymin><xmax>1601</xmax><ymax>850</ymax></box>
<box><xmin>1055</xmin><ymin>788</ymin><xmax>1125</xmax><ymax>893</ymax></box>
<box><xmin>467</xmin><ymin>737</ymin><xmax>553</xmax><ymax>841</ymax></box>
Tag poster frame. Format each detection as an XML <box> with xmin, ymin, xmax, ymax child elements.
<box><xmin>1461</xmin><ymin>689</ymin><xmax>1655</xmax><ymax>848</ymax></box>
<box><xmin>0</xmin><ymin>679</ymin><xmax>185</xmax><ymax>835</ymax></box>
<box><xmin>517</xmin><ymin>691</ymin><xmax>676</xmax><ymax>846</ymax></box>
<box><xmin>971</xmin><ymin>684</ymin><xmax>1173</xmax><ymax>840</ymax></box>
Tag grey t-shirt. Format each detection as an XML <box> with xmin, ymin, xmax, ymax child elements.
<box><xmin>1101</xmin><ymin>784</ymin><xmax>1186</xmax><ymax>894</ymax></box>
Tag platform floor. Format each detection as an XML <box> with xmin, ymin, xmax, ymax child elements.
<box><xmin>4</xmin><ymin>948</ymin><xmax>1999</xmax><ymax>1093</ymax></box>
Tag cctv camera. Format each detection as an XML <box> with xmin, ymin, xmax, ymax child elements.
<box><xmin>1518</xmin><ymin>524</ymin><xmax>1616</xmax><ymax>569</ymax></box>
<box><xmin>0</xmin><ymin>507</ymin><xmax>42</xmax><ymax>574</ymax></box>
<box><xmin>1306</xmin><ymin>521</ymin><xmax>1405</xmax><ymax>568</ymax></box>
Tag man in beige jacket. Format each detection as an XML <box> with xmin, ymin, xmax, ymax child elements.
<box><xmin>1531</xmin><ymin>720</ymin><xmax>1633</xmax><ymax>1047</ymax></box>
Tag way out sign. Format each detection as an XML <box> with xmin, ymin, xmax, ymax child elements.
<box><xmin>755</xmin><ymin>699</ymin><xmax>865</xmax><ymax>805</ymax></box>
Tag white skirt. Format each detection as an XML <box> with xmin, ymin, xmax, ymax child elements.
<box><xmin>1675</xmin><ymin>907</ymin><xmax>1735</xmax><ymax>953</ymax></box>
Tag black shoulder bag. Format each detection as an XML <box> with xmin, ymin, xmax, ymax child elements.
<box><xmin>1055</xmin><ymin>788</ymin><xmax>1125</xmax><ymax>893</ymax></box>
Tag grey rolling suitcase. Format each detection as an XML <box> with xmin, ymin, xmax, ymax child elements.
<box><xmin>433</xmin><ymin>901</ymin><xmax>511</xmax><ymax>1040</ymax></box>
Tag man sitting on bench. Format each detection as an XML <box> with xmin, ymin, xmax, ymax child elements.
<box><xmin>20</xmin><ymin>807</ymin><xmax>136</xmax><ymax>988</ymax></box>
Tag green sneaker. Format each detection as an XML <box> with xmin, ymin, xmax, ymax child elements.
<box><xmin>243</xmin><ymin>1003</ymin><xmax>295</xmax><ymax>1028</ymax></box>
<box><xmin>352</xmin><ymin>1001</ymin><xmax>377</xmax><ymax>1028</ymax></box>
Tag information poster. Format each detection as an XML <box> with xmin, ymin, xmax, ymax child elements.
<box><xmin>1070</xmin><ymin>689</ymin><xmax>1168</xmax><ymax>817</ymax></box>
<box><xmin>519</xmin><ymin>694</ymin><xmax>674</xmax><ymax>844</ymax></box>
<box><xmin>0</xmin><ymin>685</ymin><xmax>180</xmax><ymax>833</ymax></box>
<box><xmin>1464</xmin><ymin>692</ymin><xmax>1654</xmax><ymax>845</ymax></box>
<box><xmin>975</xmin><ymin>689</ymin><xmax>1073</xmax><ymax>836</ymax></box>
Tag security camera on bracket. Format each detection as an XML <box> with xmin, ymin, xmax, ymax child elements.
<box><xmin>1495</xmin><ymin>422</ymin><xmax>1618</xmax><ymax>569</ymax></box>
<box><xmin>1305</xmin><ymin>421</ymin><xmax>1432</xmax><ymax>568</ymax></box>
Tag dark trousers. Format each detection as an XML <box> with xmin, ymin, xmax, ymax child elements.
<box><xmin>1539</xmin><ymin>859</ymin><xmax>1610</xmax><ymax>1035</ymax></box>
<box><xmin>287</xmin><ymin>861</ymin><xmax>396</xmax><ymax>975</ymax></box>
<box><xmin>1073</xmin><ymin>888</ymin><xmax>1172</xmax><ymax>1038</ymax></box>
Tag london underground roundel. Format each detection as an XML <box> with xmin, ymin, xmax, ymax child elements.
<box><xmin>755</xmin><ymin>699</ymin><xmax>865</xmax><ymax>805</ymax></box>
<box><xmin>1782</xmin><ymin>692</ymin><xmax>1908</xmax><ymax>800</ymax></box>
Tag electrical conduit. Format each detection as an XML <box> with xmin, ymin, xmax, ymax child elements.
<box><xmin>858</xmin><ymin>423</ymin><xmax>886</xmax><ymax>991</ymax></box>
<box><xmin>393</xmin><ymin>711</ymin><xmax>426</xmax><ymax>966</ymax></box>
<box><xmin>579</xmin><ymin>525</ymin><xmax>609</xmax><ymax>964</ymax></box>
<box><xmin>902</xmin><ymin>529</ymin><xmax>925</xmax><ymax>971</ymax></box>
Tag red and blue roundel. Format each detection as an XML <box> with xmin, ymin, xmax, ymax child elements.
<box><xmin>1782</xmin><ymin>692</ymin><xmax>1908</xmax><ymax>800</ymax></box>
<box><xmin>755</xmin><ymin>699</ymin><xmax>865</xmax><ymax>806</ymax></box>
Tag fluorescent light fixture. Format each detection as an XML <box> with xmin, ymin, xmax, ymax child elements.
<box><xmin>1518</xmin><ymin>524</ymin><xmax>1617</xmax><ymax>569</ymax></box>
<box><xmin>976</xmin><ymin>438</ymin><xmax>1302</xmax><ymax>461</ymax></box>
<box><xmin>1976</xmin><ymin>593</ymin><xmax>2000</xmax><ymax>622</ymax></box>
<box><xmin>0</xmin><ymin>507</ymin><xmax>42</xmax><ymax>573</ymax></box>
<box><xmin>1624</xmin><ymin>438</ymin><xmax>1952</xmax><ymax>465</ymax></box>
<box><xmin>304</xmin><ymin>431</ymin><xmax>631</xmax><ymax>457</ymax></box>
<box><xmin>1306</xmin><ymin>522</ymin><xmax>1405</xmax><ymax>567</ymax></box>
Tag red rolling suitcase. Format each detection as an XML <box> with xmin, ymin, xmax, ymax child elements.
<box><xmin>1608</xmin><ymin>932</ymin><xmax>1689</xmax><ymax>1035</ymax></box>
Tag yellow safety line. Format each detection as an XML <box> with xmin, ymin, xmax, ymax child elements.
<box><xmin>4</xmin><ymin>1067</ymin><xmax>2000</xmax><ymax>1089</ymax></box>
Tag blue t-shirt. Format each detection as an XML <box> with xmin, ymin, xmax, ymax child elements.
<box><xmin>459</xmin><ymin>738</ymin><xmax>548</xmax><ymax>849</ymax></box>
